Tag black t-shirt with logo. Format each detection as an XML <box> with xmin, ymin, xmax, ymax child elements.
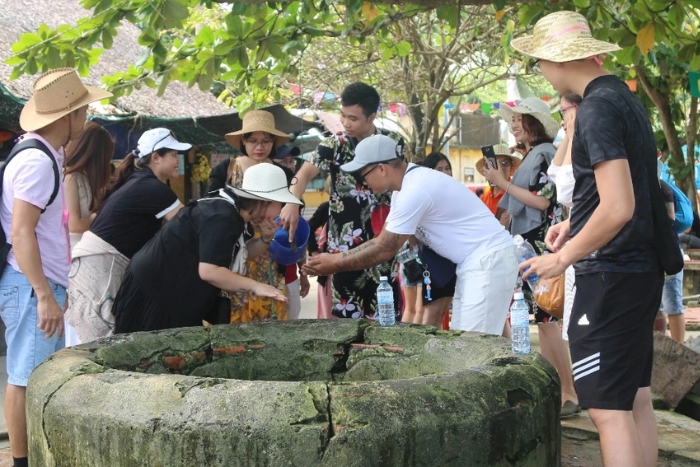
<box><xmin>119</xmin><ymin>194</ymin><xmax>245</xmax><ymax>331</ymax></box>
<box><xmin>570</xmin><ymin>75</ymin><xmax>659</xmax><ymax>274</ymax></box>
<box><xmin>90</xmin><ymin>167</ymin><xmax>179</xmax><ymax>258</ymax></box>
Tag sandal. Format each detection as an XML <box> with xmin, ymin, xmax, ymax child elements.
<box><xmin>560</xmin><ymin>400</ymin><xmax>581</xmax><ymax>418</ymax></box>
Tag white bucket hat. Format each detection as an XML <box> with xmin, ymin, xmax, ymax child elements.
<box><xmin>229</xmin><ymin>163</ymin><xmax>302</xmax><ymax>205</ymax></box>
<box><xmin>499</xmin><ymin>97</ymin><xmax>560</xmax><ymax>140</ymax></box>
<box><xmin>136</xmin><ymin>128</ymin><xmax>192</xmax><ymax>157</ymax></box>
<box><xmin>511</xmin><ymin>11</ymin><xmax>621</xmax><ymax>63</ymax></box>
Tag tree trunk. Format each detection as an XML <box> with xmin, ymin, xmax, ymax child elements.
<box><xmin>635</xmin><ymin>65</ymin><xmax>696</xmax><ymax>210</ymax></box>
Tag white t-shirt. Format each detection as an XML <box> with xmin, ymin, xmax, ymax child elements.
<box><xmin>385</xmin><ymin>164</ymin><xmax>513</xmax><ymax>265</ymax></box>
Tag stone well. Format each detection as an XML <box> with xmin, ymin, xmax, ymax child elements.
<box><xmin>27</xmin><ymin>320</ymin><xmax>561</xmax><ymax>466</ymax></box>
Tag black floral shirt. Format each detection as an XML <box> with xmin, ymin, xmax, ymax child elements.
<box><xmin>309</xmin><ymin>129</ymin><xmax>405</xmax><ymax>318</ymax></box>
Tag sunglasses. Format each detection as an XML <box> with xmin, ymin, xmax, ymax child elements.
<box><xmin>530</xmin><ymin>59</ymin><xmax>541</xmax><ymax>74</ymax></box>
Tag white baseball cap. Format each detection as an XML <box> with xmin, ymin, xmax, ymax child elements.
<box><xmin>136</xmin><ymin>128</ymin><xmax>192</xmax><ymax>157</ymax></box>
<box><xmin>340</xmin><ymin>134</ymin><xmax>404</xmax><ymax>173</ymax></box>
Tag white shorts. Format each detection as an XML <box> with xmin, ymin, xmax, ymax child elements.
<box><xmin>451</xmin><ymin>244</ymin><xmax>518</xmax><ymax>335</ymax></box>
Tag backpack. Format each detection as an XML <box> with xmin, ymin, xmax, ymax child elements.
<box><xmin>667</xmin><ymin>182</ymin><xmax>693</xmax><ymax>233</ymax></box>
<box><xmin>0</xmin><ymin>138</ymin><xmax>60</xmax><ymax>275</ymax></box>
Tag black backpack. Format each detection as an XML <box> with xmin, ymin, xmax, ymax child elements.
<box><xmin>0</xmin><ymin>138</ymin><xmax>60</xmax><ymax>275</ymax></box>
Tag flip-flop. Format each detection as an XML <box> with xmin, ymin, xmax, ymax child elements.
<box><xmin>560</xmin><ymin>400</ymin><xmax>581</xmax><ymax>418</ymax></box>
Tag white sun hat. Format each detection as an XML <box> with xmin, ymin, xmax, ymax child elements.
<box><xmin>229</xmin><ymin>163</ymin><xmax>302</xmax><ymax>205</ymax></box>
<box><xmin>499</xmin><ymin>97</ymin><xmax>560</xmax><ymax>140</ymax></box>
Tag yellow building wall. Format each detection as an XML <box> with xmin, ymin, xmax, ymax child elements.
<box><xmin>446</xmin><ymin>147</ymin><xmax>488</xmax><ymax>186</ymax></box>
<box><xmin>303</xmin><ymin>190</ymin><xmax>330</xmax><ymax>207</ymax></box>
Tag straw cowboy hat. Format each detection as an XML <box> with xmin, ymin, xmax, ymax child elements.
<box><xmin>225</xmin><ymin>110</ymin><xmax>290</xmax><ymax>148</ymax></box>
<box><xmin>20</xmin><ymin>68</ymin><xmax>112</xmax><ymax>132</ymax></box>
<box><xmin>476</xmin><ymin>144</ymin><xmax>523</xmax><ymax>176</ymax></box>
<box><xmin>511</xmin><ymin>11</ymin><xmax>621</xmax><ymax>63</ymax></box>
<box><xmin>229</xmin><ymin>163</ymin><xmax>302</xmax><ymax>205</ymax></box>
<box><xmin>499</xmin><ymin>97</ymin><xmax>560</xmax><ymax>140</ymax></box>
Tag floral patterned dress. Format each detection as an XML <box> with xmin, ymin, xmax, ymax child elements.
<box><xmin>228</xmin><ymin>160</ymin><xmax>288</xmax><ymax>323</ymax></box>
<box><xmin>510</xmin><ymin>144</ymin><xmax>564</xmax><ymax>323</ymax></box>
<box><xmin>309</xmin><ymin>130</ymin><xmax>403</xmax><ymax>319</ymax></box>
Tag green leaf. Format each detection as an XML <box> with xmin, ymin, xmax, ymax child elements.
<box><xmin>493</xmin><ymin>0</ymin><xmax>506</xmax><ymax>10</ymax></box>
<box><xmin>162</xmin><ymin>0</ymin><xmax>189</xmax><ymax>29</ymax></box>
<box><xmin>138</xmin><ymin>28</ymin><xmax>159</xmax><ymax>46</ymax></box>
<box><xmin>395</xmin><ymin>40</ymin><xmax>411</xmax><ymax>57</ymax></box>
<box><xmin>47</xmin><ymin>47</ymin><xmax>62</xmax><ymax>69</ymax></box>
<box><xmin>10</xmin><ymin>64</ymin><xmax>25</xmax><ymax>80</ymax></box>
<box><xmin>195</xmin><ymin>26</ymin><xmax>215</xmax><ymax>47</ymax></box>
<box><xmin>102</xmin><ymin>29</ymin><xmax>113</xmax><ymax>49</ymax></box>
<box><xmin>231</xmin><ymin>3</ymin><xmax>250</xmax><ymax>16</ymax></box>
<box><xmin>12</xmin><ymin>32</ymin><xmax>42</xmax><ymax>53</ymax></box>
<box><xmin>691</xmin><ymin>54</ymin><xmax>700</xmax><ymax>71</ymax></box>
<box><xmin>517</xmin><ymin>4</ymin><xmax>541</xmax><ymax>27</ymax></box>
<box><xmin>26</xmin><ymin>59</ymin><xmax>38</xmax><ymax>75</ymax></box>
<box><xmin>214</xmin><ymin>39</ymin><xmax>237</xmax><ymax>56</ymax></box>
<box><xmin>4</xmin><ymin>56</ymin><xmax>24</xmax><ymax>66</ymax></box>
<box><xmin>225</xmin><ymin>14</ymin><xmax>244</xmax><ymax>38</ymax></box>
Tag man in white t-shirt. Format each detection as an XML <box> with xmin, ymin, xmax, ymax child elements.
<box><xmin>304</xmin><ymin>134</ymin><xmax>518</xmax><ymax>334</ymax></box>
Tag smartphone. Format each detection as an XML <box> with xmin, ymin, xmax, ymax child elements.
<box><xmin>481</xmin><ymin>145</ymin><xmax>498</xmax><ymax>169</ymax></box>
<box><xmin>481</xmin><ymin>145</ymin><xmax>498</xmax><ymax>186</ymax></box>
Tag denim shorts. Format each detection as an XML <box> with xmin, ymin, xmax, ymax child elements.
<box><xmin>660</xmin><ymin>270</ymin><xmax>684</xmax><ymax>315</ymax></box>
<box><xmin>0</xmin><ymin>268</ymin><xmax>66</xmax><ymax>386</ymax></box>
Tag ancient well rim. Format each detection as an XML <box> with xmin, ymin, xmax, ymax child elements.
<box><xmin>27</xmin><ymin>319</ymin><xmax>562</xmax><ymax>466</ymax></box>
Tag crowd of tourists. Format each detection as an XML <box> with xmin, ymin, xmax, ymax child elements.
<box><xmin>0</xmin><ymin>10</ymin><xmax>678</xmax><ymax>467</ymax></box>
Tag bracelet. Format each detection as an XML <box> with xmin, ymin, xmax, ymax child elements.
<box><xmin>505</xmin><ymin>182</ymin><xmax>512</xmax><ymax>194</ymax></box>
<box><xmin>260</xmin><ymin>236</ymin><xmax>272</xmax><ymax>244</ymax></box>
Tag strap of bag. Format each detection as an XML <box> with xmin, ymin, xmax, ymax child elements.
<box><xmin>1</xmin><ymin>138</ymin><xmax>60</xmax><ymax>213</ymax></box>
<box><xmin>614</xmin><ymin>84</ymin><xmax>683</xmax><ymax>275</ymax></box>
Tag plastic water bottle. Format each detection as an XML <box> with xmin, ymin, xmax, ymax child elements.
<box><xmin>396</xmin><ymin>244</ymin><xmax>419</xmax><ymax>263</ymax></box>
<box><xmin>510</xmin><ymin>292</ymin><xmax>531</xmax><ymax>354</ymax></box>
<box><xmin>376</xmin><ymin>276</ymin><xmax>395</xmax><ymax>326</ymax></box>
<box><xmin>513</xmin><ymin>234</ymin><xmax>539</xmax><ymax>286</ymax></box>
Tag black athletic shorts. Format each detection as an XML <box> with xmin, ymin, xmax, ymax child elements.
<box><xmin>568</xmin><ymin>270</ymin><xmax>663</xmax><ymax>411</ymax></box>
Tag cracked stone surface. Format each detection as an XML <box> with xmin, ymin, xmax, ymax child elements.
<box><xmin>27</xmin><ymin>320</ymin><xmax>561</xmax><ymax>466</ymax></box>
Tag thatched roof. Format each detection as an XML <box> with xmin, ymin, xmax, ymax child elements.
<box><xmin>0</xmin><ymin>0</ymin><xmax>231</xmax><ymax>120</ymax></box>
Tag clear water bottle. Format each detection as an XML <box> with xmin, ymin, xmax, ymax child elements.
<box><xmin>513</xmin><ymin>234</ymin><xmax>539</xmax><ymax>286</ymax></box>
<box><xmin>510</xmin><ymin>292</ymin><xmax>531</xmax><ymax>354</ymax></box>
<box><xmin>396</xmin><ymin>243</ymin><xmax>419</xmax><ymax>263</ymax></box>
<box><xmin>376</xmin><ymin>276</ymin><xmax>395</xmax><ymax>326</ymax></box>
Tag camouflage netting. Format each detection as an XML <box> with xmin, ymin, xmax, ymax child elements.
<box><xmin>0</xmin><ymin>83</ymin><xmax>323</xmax><ymax>158</ymax></box>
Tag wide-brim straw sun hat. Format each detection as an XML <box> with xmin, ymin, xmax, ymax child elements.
<box><xmin>20</xmin><ymin>68</ymin><xmax>113</xmax><ymax>132</ymax></box>
<box><xmin>225</xmin><ymin>110</ymin><xmax>290</xmax><ymax>148</ymax></box>
<box><xmin>476</xmin><ymin>143</ymin><xmax>523</xmax><ymax>176</ymax></box>
<box><xmin>499</xmin><ymin>97</ymin><xmax>560</xmax><ymax>140</ymax></box>
<box><xmin>511</xmin><ymin>11</ymin><xmax>621</xmax><ymax>63</ymax></box>
<box><xmin>229</xmin><ymin>162</ymin><xmax>302</xmax><ymax>205</ymax></box>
